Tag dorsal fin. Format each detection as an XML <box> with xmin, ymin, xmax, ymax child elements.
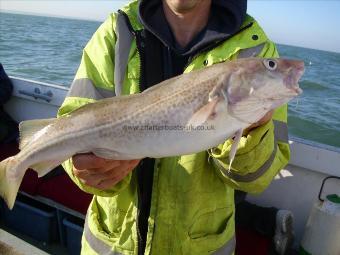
<box><xmin>19</xmin><ymin>118</ymin><xmax>57</xmax><ymax>150</ymax></box>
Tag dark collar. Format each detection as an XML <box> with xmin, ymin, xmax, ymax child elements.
<box><xmin>138</xmin><ymin>0</ymin><xmax>247</xmax><ymax>56</ymax></box>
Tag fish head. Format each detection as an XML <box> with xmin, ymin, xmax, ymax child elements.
<box><xmin>224</xmin><ymin>58</ymin><xmax>304</xmax><ymax>124</ymax></box>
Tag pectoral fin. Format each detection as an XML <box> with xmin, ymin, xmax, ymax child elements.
<box><xmin>186</xmin><ymin>97</ymin><xmax>220</xmax><ymax>127</ymax></box>
<box><xmin>228</xmin><ymin>129</ymin><xmax>243</xmax><ymax>171</ymax></box>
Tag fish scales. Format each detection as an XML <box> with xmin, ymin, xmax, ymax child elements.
<box><xmin>0</xmin><ymin>58</ymin><xmax>304</xmax><ymax>209</ymax></box>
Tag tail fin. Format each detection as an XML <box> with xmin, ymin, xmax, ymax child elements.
<box><xmin>0</xmin><ymin>157</ymin><xmax>22</xmax><ymax>210</ymax></box>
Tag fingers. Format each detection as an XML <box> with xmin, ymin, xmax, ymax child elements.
<box><xmin>72</xmin><ymin>155</ymin><xmax>141</xmax><ymax>190</ymax></box>
<box><xmin>72</xmin><ymin>153</ymin><xmax>108</xmax><ymax>170</ymax></box>
<box><xmin>127</xmin><ymin>159</ymin><xmax>141</xmax><ymax>169</ymax></box>
<box><xmin>259</xmin><ymin>110</ymin><xmax>274</xmax><ymax>125</ymax></box>
<box><xmin>252</xmin><ymin>110</ymin><xmax>273</xmax><ymax>127</ymax></box>
<box><xmin>74</xmin><ymin>160</ymin><xmax>131</xmax><ymax>180</ymax></box>
<box><xmin>243</xmin><ymin>110</ymin><xmax>274</xmax><ymax>135</ymax></box>
<box><xmin>92</xmin><ymin>162</ymin><xmax>137</xmax><ymax>190</ymax></box>
<box><xmin>77</xmin><ymin>160</ymin><xmax>136</xmax><ymax>189</ymax></box>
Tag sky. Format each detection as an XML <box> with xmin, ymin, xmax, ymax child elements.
<box><xmin>1</xmin><ymin>0</ymin><xmax>340</xmax><ymax>53</ymax></box>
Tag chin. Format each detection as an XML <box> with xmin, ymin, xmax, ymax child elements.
<box><xmin>165</xmin><ymin>0</ymin><xmax>205</xmax><ymax>13</ymax></box>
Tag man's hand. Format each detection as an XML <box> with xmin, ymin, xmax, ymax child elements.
<box><xmin>72</xmin><ymin>153</ymin><xmax>140</xmax><ymax>190</ymax></box>
<box><xmin>244</xmin><ymin>110</ymin><xmax>274</xmax><ymax>135</ymax></box>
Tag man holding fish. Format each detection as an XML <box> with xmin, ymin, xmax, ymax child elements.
<box><xmin>0</xmin><ymin>0</ymin><xmax>303</xmax><ymax>254</ymax></box>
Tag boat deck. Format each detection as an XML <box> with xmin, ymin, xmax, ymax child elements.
<box><xmin>0</xmin><ymin>229</ymin><xmax>48</xmax><ymax>255</ymax></box>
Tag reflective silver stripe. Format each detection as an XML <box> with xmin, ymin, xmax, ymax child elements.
<box><xmin>214</xmin><ymin>120</ymin><xmax>288</xmax><ymax>182</ymax></box>
<box><xmin>237</xmin><ymin>43</ymin><xmax>265</xmax><ymax>58</ymax></box>
<box><xmin>214</xmin><ymin>139</ymin><xmax>278</xmax><ymax>182</ymax></box>
<box><xmin>213</xmin><ymin>236</ymin><xmax>236</xmax><ymax>255</ymax></box>
<box><xmin>84</xmin><ymin>214</ymin><xmax>122</xmax><ymax>255</ymax></box>
<box><xmin>67</xmin><ymin>78</ymin><xmax>115</xmax><ymax>99</ymax></box>
<box><xmin>114</xmin><ymin>12</ymin><xmax>134</xmax><ymax>96</ymax></box>
<box><xmin>273</xmin><ymin>119</ymin><xmax>288</xmax><ymax>143</ymax></box>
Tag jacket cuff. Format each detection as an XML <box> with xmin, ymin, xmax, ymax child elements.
<box><xmin>210</xmin><ymin>120</ymin><xmax>274</xmax><ymax>173</ymax></box>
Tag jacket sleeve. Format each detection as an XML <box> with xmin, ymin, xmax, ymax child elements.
<box><xmin>57</xmin><ymin>14</ymin><xmax>132</xmax><ymax>197</ymax></box>
<box><xmin>210</xmin><ymin>41</ymin><xmax>290</xmax><ymax>193</ymax></box>
<box><xmin>0</xmin><ymin>63</ymin><xmax>13</xmax><ymax>105</ymax></box>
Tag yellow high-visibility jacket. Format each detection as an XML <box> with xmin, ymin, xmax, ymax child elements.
<box><xmin>58</xmin><ymin>1</ymin><xmax>290</xmax><ymax>254</ymax></box>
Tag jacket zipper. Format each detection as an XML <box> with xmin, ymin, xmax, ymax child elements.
<box><xmin>136</xmin><ymin>169</ymin><xmax>144</xmax><ymax>255</ymax></box>
<box><xmin>116</xmin><ymin>11</ymin><xmax>254</xmax><ymax>255</ymax></box>
<box><xmin>135</xmin><ymin>30</ymin><xmax>147</xmax><ymax>92</ymax></box>
<box><xmin>135</xmin><ymin>31</ymin><xmax>146</xmax><ymax>255</ymax></box>
<box><xmin>117</xmin><ymin>10</ymin><xmax>146</xmax><ymax>255</ymax></box>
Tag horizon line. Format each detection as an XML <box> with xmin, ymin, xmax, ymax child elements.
<box><xmin>1</xmin><ymin>10</ymin><xmax>339</xmax><ymax>54</ymax></box>
<box><xmin>1</xmin><ymin>9</ymin><xmax>103</xmax><ymax>22</ymax></box>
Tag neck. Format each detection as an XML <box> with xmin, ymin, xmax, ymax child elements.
<box><xmin>163</xmin><ymin>0</ymin><xmax>211</xmax><ymax>48</ymax></box>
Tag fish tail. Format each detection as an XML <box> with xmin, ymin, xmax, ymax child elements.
<box><xmin>0</xmin><ymin>156</ymin><xmax>22</xmax><ymax>210</ymax></box>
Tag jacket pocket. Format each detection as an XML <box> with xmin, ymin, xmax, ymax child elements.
<box><xmin>187</xmin><ymin>207</ymin><xmax>234</xmax><ymax>252</ymax></box>
<box><xmin>188</xmin><ymin>207</ymin><xmax>232</xmax><ymax>239</ymax></box>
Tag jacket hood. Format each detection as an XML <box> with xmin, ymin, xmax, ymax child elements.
<box><xmin>138</xmin><ymin>0</ymin><xmax>247</xmax><ymax>55</ymax></box>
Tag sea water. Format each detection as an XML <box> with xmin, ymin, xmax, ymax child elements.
<box><xmin>1</xmin><ymin>12</ymin><xmax>340</xmax><ymax>147</ymax></box>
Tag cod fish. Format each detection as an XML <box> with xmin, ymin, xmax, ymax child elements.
<box><xmin>0</xmin><ymin>58</ymin><xmax>304</xmax><ymax>209</ymax></box>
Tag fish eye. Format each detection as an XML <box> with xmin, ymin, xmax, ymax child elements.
<box><xmin>263</xmin><ymin>59</ymin><xmax>277</xmax><ymax>70</ymax></box>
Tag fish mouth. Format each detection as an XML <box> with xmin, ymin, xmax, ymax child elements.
<box><xmin>292</xmin><ymin>86</ymin><xmax>303</xmax><ymax>95</ymax></box>
<box><xmin>284</xmin><ymin>62</ymin><xmax>305</xmax><ymax>95</ymax></box>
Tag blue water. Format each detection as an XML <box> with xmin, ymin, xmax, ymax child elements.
<box><xmin>1</xmin><ymin>12</ymin><xmax>340</xmax><ymax>147</ymax></box>
<box><xmin>0</xmin><ymin>12</ymin><xmax>99</xmax><ymax>85</ymax></box>
<box><xmin>277</xmin><ymin>45</ymin><xmax>340</xmax><ymax>147</ymax></box>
